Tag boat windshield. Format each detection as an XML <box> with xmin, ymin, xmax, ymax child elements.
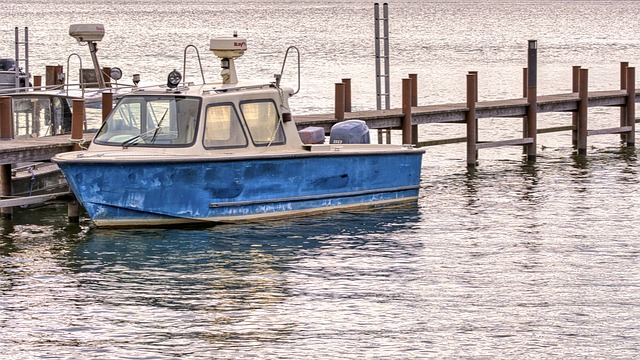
<box><xmin>94</xmin><ymin>95</ymin><xmax>200</xmax><ymax>147</ymax></box>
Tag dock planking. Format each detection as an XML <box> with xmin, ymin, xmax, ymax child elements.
<box><xmin>0</xmin><ymin>134</ymin><xmax>93</xmax><ymax>165</ymax></box>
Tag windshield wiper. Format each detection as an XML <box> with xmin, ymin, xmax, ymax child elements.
<box><xmin>121</xmin><ymin>127</ymin><xmax>161</xmax><ymax>149</ymax></box>
<box><xmin>121</xmin><ymin>109</ymin><xmax>169</xmax><ymax>149</ymax></box>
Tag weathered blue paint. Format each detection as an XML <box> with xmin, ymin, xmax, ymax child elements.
<box><xmin>56</xmin><ymin>152</ymin><xmax>423</xmax><ymax>226</ymax></box>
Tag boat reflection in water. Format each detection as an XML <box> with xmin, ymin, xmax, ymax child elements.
<box><xmin>59</xmin><ymin>204</ymin><xmax>422</xmax><ymax>349</ymax></box>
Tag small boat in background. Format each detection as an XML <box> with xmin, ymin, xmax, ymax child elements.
<box><xmin>0</xmin><ymin>58</ymin><xmax>29</xmax><ymax>92</ymax></box>
<box><xmin>2</xmin><ymin>24</ymin><xmax>145</xmax><ymax>198</ymax></box>
<box><xmin>53</xmin><ymin>33</ymin><xmax>424</xmax><ymax>227</ymax></box>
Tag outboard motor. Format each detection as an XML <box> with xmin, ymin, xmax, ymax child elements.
<box><xmin>329</xmin><ymin>119</ymin><xmax>370</xmax><ymax>144</ymax></box>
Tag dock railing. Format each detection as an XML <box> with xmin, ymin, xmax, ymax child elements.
<box><xmin>295</xmin><ymin>48</ymin><xmax>638</xmax><ymax>167</ymax></box>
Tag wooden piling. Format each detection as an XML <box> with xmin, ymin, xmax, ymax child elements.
<box><xmin>102</xmin><ymin>92</ymin><xmax>113</xmax><ymax>123</ymax></box>
<box><xmin>341</xmin><ymin>78</ymin><xmax>351</xmax><ymax>112</ymax></box>
<box><xmin>469</xmin><ymin>71</ymin><xmax>478</xmax><ymax>157</ymax></box>
<box><xmin>45</xmin><ymin>65</ymin><xmax>64</xmax><ymax>89</ymax></box>
<box><xmin>71</xmin><ymin>99</ymin><xmax>85</xmax><ymax>150</ymax></box>
<box><xmin>67</xmin><ymin>199</ymin><xmax>79</xmax><ymax>223</ymax></box>
<box><xmin>578</xmin><ymin>68</ymin><xmax>589</xmax><ymax>155</ymax></box>
<box><xmin>33</xmin><ymin>75</ymin><xmax>42</xmax><ymax>90</ymax></box>
<box><xmin>620</xmin><ymin>62</ymin><xmax>628</xmax><ymax>142</ymax></box>
<box><xmin>402</xmin><ymin>78</ymin><xmax>412</xmax><ymax>145</ymax></box>
<box><xmin>102</xmin><ymin>67</ymin><xmax>111</xmax><ymax>88</ymax></box>
<box><xmin>526</xmin><ymin>40</ymin><xmax>538</xmax><ymax>162</ymax></box>
<box><xmin>0</xmin><ymin>165</ymin><xmax>11</xmax><ymax>220</ymax></box>
<box><xmin>0</xmin><ymin>96</ymin><xmax>12</xmax><ymax>140</ymax></box>
<box><xmin>409</xmin><ymin>73</ymin><xmax>418</xmax><ymax>145</ymax></box>
<box><xmin>334</xmin><ymin>82</ymin><xmax>345</xmax><ymax>122</ymax></box>
<box><xmin>466</xmin><ymin>73</ymin><xmax>477</xmax><ymax>166</ymax></box>
<box><xmin>522</xmin><ymin>68</ymin><xmax>528</xmax><ymax>154</ymax></box>
<box><xmin>625</xmin><ymin>66</ymin><xmax>635</xmax><ymax>147</ymax></box>
<box><xmin>0</xmin><ymin>96</ymin><xmax>12</xmax><ymax>219</ymax></box>
<box><xmin>572</xmin><ymin>66</ymin><xmax>581</xmax><ymax>146</ymax></box>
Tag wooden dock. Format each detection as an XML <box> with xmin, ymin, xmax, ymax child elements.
<box><xmin>0</xmin><ymin>134</ymin><xmax>91</xmax><ymax>165</ymax></box>
<box><xmin>0</xmin><ymin>134</ymin><xmax>93</xmax><ymax>221</ymax></box>
<box><xmin>295</xmin><ymin>59</ymin><xmax>638</xmax><ymax>165</ymax></box>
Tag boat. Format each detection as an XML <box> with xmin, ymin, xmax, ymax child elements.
<box><xmin>52</xmin><ymin>34</ymin><xmax>425</xmax><ymax>227</ymax></box>
<box><xmin>2</xmin><ymin>24</ymin><xmax>142</xmax><ymax>198</ymax></box>
<box><xmin>0</xmin><ymin>58</ymin><xmax>29</xmax><ymax>92</ymax></box>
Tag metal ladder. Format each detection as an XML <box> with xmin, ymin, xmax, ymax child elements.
<box><xmin>374</xmin><ymin>3</ymin><xmax>391</xmax><ymax>143</ymax></box>
<box><xmin>374</xmin><ymin>3</ymin><xmax>390</xmax><ymax>110</ymax></box>
<box><xmin>14</xmin><ymin>27</ymin><xmax>29</xmax><ymax>90</ymax></box>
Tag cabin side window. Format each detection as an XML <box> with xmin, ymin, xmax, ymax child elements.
<box><xmin>203</xmin><ymin>103</ymin><xmax>248</xmax><ymax>148</ymax></box>
<box><xmin>240</xmin><ymin>100</ymin><xmax>285</xmax><ymax>146</ymax></box>
<box><xmin>94</xmin><ymin>96</ymin><xmax>199</xmax><ymax>146</ymax></box>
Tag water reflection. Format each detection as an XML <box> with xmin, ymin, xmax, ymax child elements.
<box><xmin>0</xmin><ymin>205</ymin><xmax>422</xmax><ymax>358</ymax></box>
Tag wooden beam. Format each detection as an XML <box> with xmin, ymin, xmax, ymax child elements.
<box><xmin>0</xmin><ymin>192</ymin><xmax>73</xmax><ymax>208</ymax></box>
<box><xmin>587</xmin><ymin>126</ymin><xmax>633</xmax><ymax>136</ymax></box>
<box><xmin>417</xmin><ymin>137</ymin><xmax>467</xmax><ymax>147</ymax></box>
<box><xmin>476</xmin><ymin>137</ymin><xmax>534</xmax><ymax>149</ymax></box>
<box><xmin>538</xmin><ymin>125</ymin><xmax>576</xmax><ymax>134</ymax></box>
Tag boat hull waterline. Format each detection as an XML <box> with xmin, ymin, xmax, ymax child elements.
<box><xmin>55</xmin><ymin>152</ymin><xmax>423</xmax><ymax>227</ymax></box>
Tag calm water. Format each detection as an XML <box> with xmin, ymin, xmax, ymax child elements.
<box><xmin>1</xmin><ymin>0</ymin><xmax>640</xmax><ymax>358</ymax></box>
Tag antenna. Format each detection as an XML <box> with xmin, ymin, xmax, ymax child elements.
<box><xmin>210</xmin><ymin>34</ymin><xmax>247</xmax><ymax>85</ymax></box>
<box><xmin>69</xmin><ymin>24</ymin><xmax>106</xmax><ymax>88</ymax></box>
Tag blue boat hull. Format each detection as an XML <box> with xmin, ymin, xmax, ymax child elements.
<box><xmin>56</xmin><ymin>152</ymin><xmax>423</xmax><ymax>227</ymax></box>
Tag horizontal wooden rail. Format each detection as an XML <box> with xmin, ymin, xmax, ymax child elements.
<box><xmin>0</xmin><ymin>192</ymin><xmax>74</xmax><ymax>208</ymax></box>
<box><xmin>476</xmin><ymin>137</ymin><xmax>534</xmax><ymax>150</ymax></box>
<box><xmin>293</xmin><ymin>90</ymin><xmax>639</xmax><ymax>131</ymax></box>
<box><xmin>588</xmin><ymin>126</ymin><xmax>633</xmax><ymax>136</ymax></box>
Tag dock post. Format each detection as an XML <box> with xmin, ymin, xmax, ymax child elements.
<box><xmin>572</xmin><ymin>66</ymin><xmax>581</xmax><ymax>146</ymax></box>
<box><xmin>522</xmin><ymin>68</ymin><xmax>528</xmax><ymax>154</ymax></box>
<box><xmin>625</xmin><ymin>67</ymin><xmax>635</xmax><ymax>147</ymax></box>
<box><xmin>620</xmin><ymin>62</ymin><xmax>628</xmax><ymax>142</ymax></box>
<box><xmin>469</xmin><ymin>71</ymin><xmax>479</xmax><ymax>157</ymax></box>
<box><xmin>0</xmin><ymin>96</ymin><xmax>12</xmax><ymax>140</ymax></box>
<box><xmin>341</xmin><ymin>78</ymin><xmax>351</xmax><ymax>112</ymax></box>
<box><xmin>67</xmin><ymin>199</ymin><xmax>80</xmax><ymax>223</ymax></box>
<box><xmin>102</xmin><ymin>67</ymin><xmax>111</xmax><ymax>88</ymax></box>
<box><xmin>102</xmin><ymin>91</ymin><xmax>113</xmax><ymax>123</ymax></box>
<box><xmin>33</xmin><ymin>75</ymin><xmax>42</xmax><ymax>90</ymax></box>
<box><xmin>71</xmin><ymin>99</ymin><xmax>85</xmax><ymax>150</ymax></box>
<box><xmin>334</xmin><ymin>82</ymin><xmax>345</xmax><ymax>122</ymax></box>
<box><xmin>526</xmin><ymin>40</ymin><xmax>538</xmax><ymax>162</ymax></box>
<box><xmin>466</xmin><ymin>73</ymin><xmax>477</xmax><ymax>166</ymax></box>
<box><xmin>0</xmin><ymin>96</ymin><xmax>13</xmax><ymax>219</ymax></box>
<box><xmin>402</xmin><ymin>78</ymin><xmax>412</xmax><ymax>145</ymax></box>
<box><xmin>577</xmin><ymin>68</ymin><xmax>589</xmax><ymax>156</ymax></box>
<box><xmin>45</xmin><ymin>65</ymin><xmax>64</xmax><ymax>89</ymax></box>
<box><xmin>409</xmin><ymin>73</ymin><xmax>418</xmax><ymax>145</ymax></box>
<box><xmin>0</xmin><ymin>164</ymin><xmax>11</xmax><ymax>220</ymax></box>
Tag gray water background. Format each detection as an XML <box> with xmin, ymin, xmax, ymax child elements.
<box><xmin>1</xmin><ymin>0</ymin><xmax>640</xmax><ymax>358</ymax></box>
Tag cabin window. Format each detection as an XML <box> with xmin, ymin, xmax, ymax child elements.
<box><xmin>94</xmin><ymin>96</ymin><xmax>199</xmax><ymax>146</ymax></box>
<box><xmin>240</xmin><ymin>100</ymin><xmax>285</xmax><ymax>146</ymax></box>
<box><xmin>203</xmin><ymin>103</ymin><xmax>247</xmax><ymax>148</ymax></box>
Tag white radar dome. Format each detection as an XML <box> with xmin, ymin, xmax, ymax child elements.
<box><xmin>210</xmin><ymin>37</ymin><xmax>247</xmax><ymax>59</ymax></box>
<box><xmin>69</xmin><ymin>24</ymin><xmax>105</xmax><ymax>42</ymax></box>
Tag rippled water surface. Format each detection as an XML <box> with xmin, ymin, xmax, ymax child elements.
<box><xmin>1</xmin><ymin>0</ymin><xmax>640</xmax><ymax>358</ymax></box>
